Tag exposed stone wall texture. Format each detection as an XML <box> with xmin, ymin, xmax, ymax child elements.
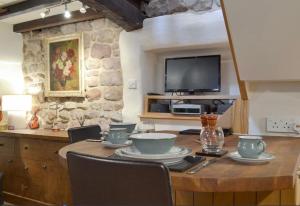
<box><xmin>22</xmin><ymin>19</ymin><xmax>123</xmax><ymax>131</ymax></box>
<box><xmin>144</xmin><ymin>0</ymin><xmax>220</xmax><ymax>17</ymax></box>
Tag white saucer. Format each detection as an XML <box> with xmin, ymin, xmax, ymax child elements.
<box><xmin>102</xmin><ymin>140</ymin><xmax>132</xmax><ymax>149</ymax></box>
<box><xmin>228</xmin><ymin>151</ymin><xmax>275</xmax><ymax>164</ymax></box>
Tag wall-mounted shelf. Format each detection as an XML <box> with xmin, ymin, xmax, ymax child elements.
<box><xmin>140</xmin><ymin>95</ymin><xmax>238</xmax><ymax>122</ymax></box>
<box><xmin>140</xmin><ymin>113</ymin><xmax>201</xmax><ymax>121</ymax></box>
<box><xmin>145</xmin><ymin>95</ymin><xmax>239</xmax><ymax>100</ymax></box>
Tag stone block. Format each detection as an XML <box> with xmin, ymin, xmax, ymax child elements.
<box><xmin>86</xmin><ymin>88</ymin><xmax>102</xmax><ymax>100</ymax></box>
<box><xmin>85</xmin><ymin>58</ymin><xmax>102</xmax><ymax>70</ymax></box>
<box><xmin>91</xmin><ymin>19</ymin><xmax>106</xmax><ymax>30</ymax></box>
<box><xmin>64</xmin><ymin>102</ymin><xmax>77</xmax><ymax>110</ymax></box>
<box><xmin>104</xmin><ymin>87</ymin><xmax>123</xmax><ymax>101</ymax></box>
<box><xmin>96</xmin><ymin>29</ymin><xmax>115</xmax><ymax>43</ymax></box>
<box><xmin>100</xmin><ymin>71</ymin><xmax>123</xmax><ymax>86</ymax></box>
<box><xmin>61</xmin><ymin>24</ymin><xmax>76</xmax><ymax>34</ymax></box>
<box><xmin>86</xmin><ymin>70</ymin><xmax>100</xmax><ymax>77</ymax></box>
<box><xmin>76</xmin><ymin>21</ymin><xmax>93</xmax><ymax>32</ymax></box>
<box><xmin>102</xmin><ymin>58</ymin><xmax>121</xmax><ymax>70</ymax></box>
<box><xmin>86</xmin><ymin>76</ymin><xmax>99</xmax><ymax>87</ymax></box>
<box><xmin>91</xmin><ymin>43</ymin><xmax>111</xmax><ymax>59</ymax></box>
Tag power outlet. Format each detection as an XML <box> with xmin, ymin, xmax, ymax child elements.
<box><xmin>266</xmin><ymin>117</ymin><xmax>296</xmax><ymax>133</ymax></box>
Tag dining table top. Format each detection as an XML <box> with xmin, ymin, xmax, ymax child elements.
<box><xmin>58</xmin><ymin>133</ymin><xmax>300</xmax><ymax>192</ymax></box>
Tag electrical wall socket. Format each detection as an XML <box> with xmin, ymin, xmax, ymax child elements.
<box><xmin>266</xmin><ymin>117</ymin><xmax>297</xmax><ymax>133</ymax></box>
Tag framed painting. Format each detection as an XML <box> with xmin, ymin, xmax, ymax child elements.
<box><xmin>45</xmin><ymin>34</ymin><xmax>84</xmax><ymax>97</ymax></box>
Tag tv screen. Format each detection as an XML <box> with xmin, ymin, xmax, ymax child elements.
<box><xmin>165</xmin><ymin>55</ymin><xmax>221</xmax><ymax>93</ymax></box>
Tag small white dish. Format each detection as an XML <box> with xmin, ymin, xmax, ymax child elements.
<box><xmin>102</xmin><ymin>140</ymin><xmax>132</xmax><ymax>149</ymax></box>
<box><xmin>228</xmin><ymin>151</ymin><xmax>275</xmax><ymax>164</ymax></box>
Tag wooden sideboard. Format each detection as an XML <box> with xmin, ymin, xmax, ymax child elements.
<box><xmin>0</xmin><ymin>130</ymin><xmax>71</xmax><ymax>206</ymax></box>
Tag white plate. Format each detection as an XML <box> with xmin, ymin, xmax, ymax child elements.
<box><xmin>228</xmin><ymin>151</ymin><xmax>275</xmax><ymax>164</ymax></box>
<box><xmin>120</xmin><ymin>146</ymin><xmax>186</xmax><ymax>159</ymax></box>
<box><xmin>102</xmin><ymin>140</ymin><xmax>132</xmax><ymax>149</ymax></box>
<box><xmin>114</xmin><ymin>146</ymin><xmax>192</xmax><ymax>165</ymax></box>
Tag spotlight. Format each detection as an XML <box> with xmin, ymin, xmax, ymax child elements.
<box><xmin>80</xmin><ymin>3</ymin><xmax>87</xmax><ymax>14</ymax></box>
<box><xmin>64</xmin><ymin>3</ymin><xmax>71</xmax><ymax>18</ymax></box>
<box><xmin>40</xmin><ymin>8</ymin><xmax>50</xmax><ymax>18</ymax></box>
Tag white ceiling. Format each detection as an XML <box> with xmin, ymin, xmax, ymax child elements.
<box><xmin>0</xmin><ymin>0</ymin><xmax>25</xmax><ymax>8</ymax></box>
<box><xmin>0</xmin><ymin>1</ymin><xmax>83</xmax><ymax>24</ymax></box>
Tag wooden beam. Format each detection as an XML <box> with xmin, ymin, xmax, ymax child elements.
<box><xmin>0</xmin><ymin>0</ymin><xmax>60</xmax><ymax>20</ymax></box>
<box><xmin>13</xmin><ymin>9</ymin><xmax>104</xmax><ymax>33</ymax></box>
<box><xmin>220</xmin><ymin>0</ymin><xmax>248</xmax><ymax>100</ymax></box>
<box><xmin>127</xmin><ymin>0</ymin><xmax>143</xmax><ymax>8</ymax></box>
<box><xmin>80</xmin><ymin>0</ymin><xmax>145</xmax><ymax>31</ymax></box>
<box><xmin>0</xmin><ymin>8</ymin><xmax>7</xmax><ymax>14</ymax></box>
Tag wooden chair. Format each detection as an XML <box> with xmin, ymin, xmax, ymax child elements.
<box><xmin>67</xmin><ymin>125</ymin><xmax>101</xmax><ymax>143</ymax></box>
<box><xmin>67</xmin><ymin>151</ymin><xmax>173</xmax><ymax>206</ymax></box>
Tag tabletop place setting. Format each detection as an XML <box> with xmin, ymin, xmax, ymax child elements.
<box><xmin>90</xmin><ymin>113</ymin><xmax>276</xmax><ymax>174</ymax></box>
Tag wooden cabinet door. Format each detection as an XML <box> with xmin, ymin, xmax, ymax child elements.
<box><xmin>17</xmin><ymin>139</ymin><xmax>66</xmax><ymax>161</ymax></box>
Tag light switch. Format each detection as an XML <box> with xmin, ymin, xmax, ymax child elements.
<box><xmin>128</xmin><ymin>79</ymin><xmax>137</xmax><ymax>89</ymax></box>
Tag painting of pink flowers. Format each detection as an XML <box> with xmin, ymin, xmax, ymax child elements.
<box><xmin>46</xmin><ymin>34</ymin><xmax>83</xmax><ymax>97</ymax></box>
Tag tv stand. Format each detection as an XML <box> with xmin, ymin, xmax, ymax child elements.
<box><xmin>140</xmin><ymin>94</ymin><xmax>238</xmax><ymax>122</ymax></box>
<box><xmin>140</xmin><ymin>94</ymin><xmax>250</xmax><ymax>133</ymax></box>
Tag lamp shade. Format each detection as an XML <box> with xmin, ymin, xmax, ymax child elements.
<box><xmin>2</xmin><ymin>95</ymin><xmax>32</xmax><ymax>111</ymax></box>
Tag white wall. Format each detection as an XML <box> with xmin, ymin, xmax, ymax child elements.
<box><xmin>119</xmin><ymin>10</ymin><xmax>240</xmax><ymax>130</ymax></box>
<box><xmin>248</xmin><ymin>82</ymin><xmax>300</xmax><ymax>136</ymax></box>
<box><xmin>0</xmin><ymin>22</ymin><xmax>23</xmax><ymax>95</ymax></box>
<box><xmin>223</xmin><ymin>0</ymin><xmax>300</xmax><ymax>136</ymax></box>
<box><xmin>0</xmin><ymin>23</ymin><xmax>22</xmax><ymax>62</ymax></box>
<box><xmin>224</xmin><ymin>0</ymin><xmax>300</xmax><ymax>81</ymax></box>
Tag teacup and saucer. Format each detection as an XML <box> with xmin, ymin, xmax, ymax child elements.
<box><xmin>228</xmin><ymin>136</ymin><xmax>275</xmax><ymax>164</ymax></box>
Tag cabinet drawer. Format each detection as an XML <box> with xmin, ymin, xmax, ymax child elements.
<box><xmin>17</xmin><ymin>139</ymin><xmax>67</xmax><ymax>161</ymax></box>
<box><xmin>0</xmin><ymin>137</ymin><xmax>15</xmax><ymax>155</ymax></box>
<box><xmin>15</xmin><ymin>159</ymin><xmax>58</xmax><ymax>203</ymax></box>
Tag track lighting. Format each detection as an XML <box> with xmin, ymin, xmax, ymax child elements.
<box><xmin>80</xmin><ymin>3</ymin><xmax>87</xmax><ymax>14</ymax></box>
<box><xmin>40</xmin><ymin>0</ymin><xmax>88</xmax><ymax>19</ymax></box>
<box><xmin>64</xmin><ymin>3</ymin><xmax>71</xmax><ymax>18</ymax></box>
<box><xmin>40</xmin><ymin>8</ymin><xmax>50</xmax><ymax>18</ymax></box>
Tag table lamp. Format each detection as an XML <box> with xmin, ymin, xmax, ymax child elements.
<box><xmin>2</xmin><ymin>95</ymin><xmax>32</xmax><ymax>129</ymax></box>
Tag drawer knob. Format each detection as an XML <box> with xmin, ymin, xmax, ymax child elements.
<box><xmin>42</xmin><ymin>164</ymin><xmax>47</xmax><ymax>170</ymax></box>
<box><xmin>7</xmin><ymin>160</ymin><xmax>13</xmax><ymax>163</ymax></box>
<box><xmin>0</xmin><ymin>143</ymin><xmax>4</xmax><ymax>147</ymax></box>
<box><xmin>24</xmin><ymin>145</ymin><xmax>29</xmax><ymax>150</ymax></box>
<box><xmin>24</xmin><ymin>167</ymin><xmax>29</xmax><ymax>171</ymax></box>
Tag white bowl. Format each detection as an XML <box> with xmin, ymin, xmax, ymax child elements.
<box><xmin>130</xmin><ymin>133</ymin><xmax>177</xmax><ymax>154</ymax></box>
<box><xmin>110</xmin><ymin>122</ymin><xmax>136</xmax><ymax>133</ymax></box>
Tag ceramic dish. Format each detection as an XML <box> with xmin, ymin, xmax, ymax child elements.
<box><xmin>114</xmin><ymin>146</ymin><xmax>192</xmax><ymax>165</ymax></box>
<box><xmin>130</xmin><ymin>133</ymin><xmax>177</xmax><ymax>154</ymax></box>
<box><xmin>110</xmin><ymin>122</ymin><xmax>136</xmax><ymax>133</ymax></box>
<box><xmin>102</xmin><ymin>140</ymin><xmax>132</xmax><ymax>149</ymax></box>
<box><xmin>228</xmin><ymin>151</ymin><xmax>275</xmax><ymax>164</ymax></box>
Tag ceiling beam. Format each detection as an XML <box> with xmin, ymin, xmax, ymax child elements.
<box><xmin>0</xmin><ymin>8</ymin><xmax>7</xmax><ymax>14</ymax></box>
<box><xmin>0</xmin><ymin>0</ymin><xmax>61</xmax><ymax>20</ymax></box>
<box><xmin>13</xmin><ymin>9</ymin><xmax>104</xmax><ymax>33</ymax></box>
<box><xmin>80</xmin><ymin>0</ymin><xmax>145</xmax><ymax>31</ymax></box>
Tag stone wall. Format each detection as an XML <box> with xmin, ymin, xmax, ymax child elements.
<box><xmin>23</xmin><ymin>19</ymin><xmax>123</xmax><ymax>131</ymax></box>
<box><xmin>144</xmin><ymin>0</ymin><xmax>220</xmax><ymax>17</ymax></box>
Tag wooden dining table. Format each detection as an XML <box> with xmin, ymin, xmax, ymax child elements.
<box><xmin>59</xmin><ymin>133</ymin><xmax>300</xmax><ymax>206</ymax></box>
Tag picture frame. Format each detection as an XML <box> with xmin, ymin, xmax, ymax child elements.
<box><xmin>45</xmin><ymin>33</ymin><xmax>84</xmax><ymax>97</ymax></box>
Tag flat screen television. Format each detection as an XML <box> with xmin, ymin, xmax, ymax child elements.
<box><xmin>165</xmin><ymin>55</ymin><xmax>221</xmax><ymax>93</ymax></box>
